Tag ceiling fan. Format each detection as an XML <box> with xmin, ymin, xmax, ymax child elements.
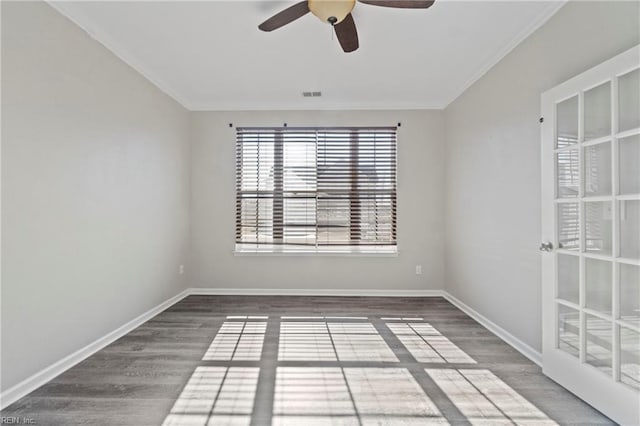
<box><xmin>258</xmin><ymin>0</ymin><xmax>435</xmax><ymax>53</ymax></box>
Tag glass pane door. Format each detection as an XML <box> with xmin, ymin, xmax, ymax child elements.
<box><xmin>553</xmin><ymin>65</ymin><xmax>640</xmax><ymax>392</ymax></box>
<box><xmin>542</xmin><ymin>45</ymin><xmax>640</xmax><ymax>425</ymax></box>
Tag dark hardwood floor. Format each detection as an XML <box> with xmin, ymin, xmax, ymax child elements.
<box><xmin>1</xmin><ymin>296</ymin><xmax>613</xmax><ymax>425</ymax></box>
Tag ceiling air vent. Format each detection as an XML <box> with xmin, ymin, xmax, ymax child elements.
<box><xmin>302</xmin><ymin>91</ymin><xmax>322</xmax><ymax>98</ymax></box>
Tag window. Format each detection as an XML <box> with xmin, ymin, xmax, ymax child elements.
<box><xmin>235</xmin><ymin>127</ymin><xmax>397</xmax><ymax>254</ymax></box>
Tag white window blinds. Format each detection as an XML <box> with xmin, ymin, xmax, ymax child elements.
<box><xmin>235</xmin><ymin>127</ymin><xmax>397</xmax><ymax>250</ymax></box>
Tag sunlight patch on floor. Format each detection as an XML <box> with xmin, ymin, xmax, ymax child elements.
<box><xmin>425</xmin><ymin>368</ymin><xmax>558</xmax><ymax>425</ymax></box>
<box><xmin>272</xmin><ymin>367</ymin><xmax>448</xmax><ymax>425</ymax></box>
<box><xmin>162</xmin><ymin>366</ymin><xmax>259</xmax><ymax>426</ymax></box>
<box><xmin>161</xmin><ymin>315</ymin><xmax>562</xmax><ymax>425</ymax></box>
<box><xmin>278</xmin><ymin>322</ymin><xmax>397</xmax><ymax>362</ymax></box>
<box><xmin>203</xmin><ymin>321</ymin><xmax>266</xmax><ymax>361</ymax></box>
<box><xmin>387</xmin><ymin>322</ymin><xmax>476</xmax><ymax>364</ymax></box>
<box><xmin>381</xmin><ymin>317</ymin><xmax>424</xmax><ymax>321</ymax></box>
<box><xmin>227</xmin><ymin>315</ymin><xmax>268</xmax><ymax>320</ymax></box>
<box><xmin>281</xmin><ymin>316</ymin><xmax>369</xmax><ymax>320</ymax></box>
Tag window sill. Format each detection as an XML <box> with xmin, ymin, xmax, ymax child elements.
<box><xmin>234</xmin><ymin>245</ymin><xmax>398</xmax><ymax>257</ymax></box>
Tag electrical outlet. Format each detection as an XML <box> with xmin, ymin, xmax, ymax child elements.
<box><xmin>415</xmin><ymin>265</ymin><xmax>423</xmax><ymax>275</ymax></box>
<box><xmin>179</xmin><ymin>264</ymin><xmax>184</xmax><ymax>275</ymax></box>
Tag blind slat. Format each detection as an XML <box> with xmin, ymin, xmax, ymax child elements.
<box><xmin>236</xmin><ymin>127</ymin><xmax>397</xmax><ymax>247</ymax></box>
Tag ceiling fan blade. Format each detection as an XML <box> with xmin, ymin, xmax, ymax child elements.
<box><xmin>334</xmin><ymin>13</ymin><xmax>359</xmax><ymax>53</ymax></box>
<box><xmin>357</xmin><ymin>0</ymin><xmax>435</xmax><ymax>8</ymax></box>
<box><xmin>258</xmin><ymin>1</ymin><xmax>310</xmax><ymax>32</ymax></box>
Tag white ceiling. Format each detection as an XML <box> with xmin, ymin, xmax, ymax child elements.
<box><xmin>51</xmin><ymin>1</ymin><xmax>565</xmax><ymax>110</ymax></box>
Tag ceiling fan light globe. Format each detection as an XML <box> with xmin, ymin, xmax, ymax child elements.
<box><xmin>308</xmin><ymin>0</ymin><xmax>356</xmax><ymax>25</ymax></box>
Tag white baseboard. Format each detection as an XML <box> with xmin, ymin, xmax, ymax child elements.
<box><xmin>2</xmin><ymin>287</ymin><xmax>542</xmax><ymax>410</ymax></box>
<box><xmin>188</xmin><ymin>287</ymin><xmax>445</xmax><ymax>298</ymax></box>
<box><xmin>442</xmin><ymin>292</ymin><xmax>543</xmax><ymax>366</ymax></box>
<box><xmin>0</xmin><ymin>289</ymin><xmax>190</xmax><ymax>410</ymax></box>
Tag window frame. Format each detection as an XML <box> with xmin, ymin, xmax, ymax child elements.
<box><xmin>234</xmin><ymin>126</ymin><xmax>398</xmax><ymax>256</ymax></box>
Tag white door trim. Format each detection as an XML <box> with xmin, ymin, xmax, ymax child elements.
<box><xmin>541</xmin><ymin>44</ymin><xmax>640</xmax><ymax>426</ymax></box>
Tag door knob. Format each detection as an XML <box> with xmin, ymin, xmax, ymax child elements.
<box><xmin>539</xmin><ymin>242</ymin><xmax>554</xmax><ymax>252</ymax></box>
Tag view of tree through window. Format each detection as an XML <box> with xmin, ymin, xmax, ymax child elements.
<box><xmin>235</xmin><ymin>127</ymin><xmax>397</xmax><ymax>251</ymax></box>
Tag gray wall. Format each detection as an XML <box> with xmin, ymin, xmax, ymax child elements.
<box><xmin>444</xmin><ymin>0</ymin><xmax>640</xmax><ymax>352</ymax></box>
<box><xmin>190</xmin><ymin>110</ymin><xmax>445</xmax><ymax>291</ymax></box>
<box><xmin>1</xmin><ymin>2</ymin><xmax>191</xmax><ymax>391</ymax></box>
<box><xmin>4</xmin><ymin>0</ymin><xmax>638</xmax><ymax>396</ymax></box>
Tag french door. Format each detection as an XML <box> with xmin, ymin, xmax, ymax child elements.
<box><xmin>541</xmin><ymin>45</ymin><xmax>640</xmax><ymax>425</ymax></box>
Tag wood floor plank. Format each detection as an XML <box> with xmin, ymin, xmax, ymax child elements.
<box><xmin>1</xmin><ymin>296</ymin><xmax>614</xmax><ymax>425</ymax></box>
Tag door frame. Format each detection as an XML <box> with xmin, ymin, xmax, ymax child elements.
<box><xmin>541</xmin><ymin>44</ymin><xmax>640</xmax><ymax>425</ymax></box>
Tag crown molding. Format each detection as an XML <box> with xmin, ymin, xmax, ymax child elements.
<box><xmin>443</xmin><ymin>0</ymin><xmax>568</xmax><ymax>109</ymax></box>
<box><xmin>47</xmin><ymin>1</ymin><xmax>446</xmax><ymax>112</ymax></box>
<box><xmin>48</xmin><ymin>1</ymin><xmax>564</xmax><ymax>114</ymax></box>
<box><xmin>188</xmin><ymin>102</ymin><xmax>447</xmax><ymax>112</ymax></box>
<box><xmin>47</xmin><ymin>1</ymin><xmax>192</xmax><ymax>110</ymax></box>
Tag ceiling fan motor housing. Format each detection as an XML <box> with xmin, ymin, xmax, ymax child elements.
<box><xmin>308</xmin><ymin>0</ymin><xmax>356</xmax><ymax>25</ymax></box>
